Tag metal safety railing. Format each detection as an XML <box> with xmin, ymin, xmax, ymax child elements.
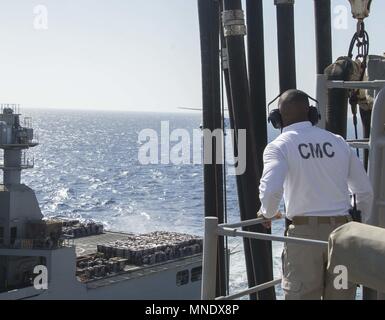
<box><xmin>316</xmin><ymin>77</ymin><xmax>385</xmax><ymax>129</ymax></box>
<box><xmin>316</xmin><ymin>79</ymin><xmax>385</xmax><ymax>224</ymax></box>
<box><xmin>201</xmin><ymin>216</ymin><xmax>328</xmax><ymax>300</ymax></box>
<box><xmin>0</xmin><ymin>103</ymin><xmax>20</xmax><ymax>115</ymax></box>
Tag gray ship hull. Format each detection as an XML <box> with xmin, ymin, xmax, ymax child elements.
<box><xmin>0</xmin><ymin>232</ymin><xmax>202</xmax><ymax>300</ymax></box>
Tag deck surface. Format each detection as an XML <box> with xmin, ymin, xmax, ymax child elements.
<box><xmin>73</xmin><ymin>232</ymin><xmax>131</xmax><ymax>257</ymax></box>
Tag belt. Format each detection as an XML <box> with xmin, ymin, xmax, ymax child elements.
<box><xmin>291</xmin><ymin>216</ymin><xmax>352</xmax><ymax>226</ymax></box>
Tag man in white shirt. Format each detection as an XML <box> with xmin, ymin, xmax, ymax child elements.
<box><xmin>259</xmin><ymin>89</ymin><xmax>374</xmax><ymax>300</ymax></box>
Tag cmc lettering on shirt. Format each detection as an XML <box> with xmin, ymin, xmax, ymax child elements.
<box><xmin>298</xmin><ymin>142</ymin><xmax>335</xmax><ymax>159</ymax></box>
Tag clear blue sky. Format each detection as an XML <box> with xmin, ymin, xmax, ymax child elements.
<box><xmin>0</xmin><ymin>0</ymin><xmax>384</xmax><ymax>112</ymax></box>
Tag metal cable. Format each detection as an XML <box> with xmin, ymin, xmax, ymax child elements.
<box><xmin>219</xmin><ymin>7</ymin><xmax>230</xmax><ymax>295</ymax></box>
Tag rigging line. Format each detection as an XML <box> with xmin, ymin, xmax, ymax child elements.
<box><xmin>220</xmin><ymin>41</ymin><xmax>230</xmax><ymax>298</ymax></box>
<box><xmin>352</xmin><ymin>110</ymin><xmax>359</xmax><ymax>211</ymax></box>
<box><xmin>221</xmin><ymin>63</ymin><xmax>228</xmax><ymax>224</ymax></box>
<box><xmin>218</xmin><ymin>5</ymin><xmax>229</xmax><ymax>294</ymax></box>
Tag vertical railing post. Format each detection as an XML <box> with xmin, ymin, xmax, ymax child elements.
<box><xmin>201</xmin><ymin>217</ymin><xmax>219</xmax><ymax>300</ymax></box>
<box><xmin>316</xmin><ymin>74</ymin><xmax>328</xmax><ymax>129</ymax></box>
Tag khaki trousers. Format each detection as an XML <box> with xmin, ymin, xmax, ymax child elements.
<box><xmin>282</xmin><ymin>216</ymin><xmax>357</xmax><ymax>300</ymax></box>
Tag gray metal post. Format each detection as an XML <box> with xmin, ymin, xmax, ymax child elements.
<box><xmin>366</xmin><ymin>87</ymin><xmax>385</xmax><ymax>300</ymax></box>
<box><xmin>368</xmin><ymin>87</ymin><xmax>385</xmax><ymax>228</ymax></box>
<box><xmin>201</xmin><ymin>217</ymin><xmax>219</xmax><ymax>300</ymax></box>
<box><xmin>316</xmin><ymin>74</ymin><xmax>328</xmax><ymax>129</ymax></box>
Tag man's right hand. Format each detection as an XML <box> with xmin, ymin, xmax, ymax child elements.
<box><xmin>275</xmin><ymin>211</ymin><xmax>283</xmax><ymax>220</ymax></box>
<box><xmin>262</xmin><ymin>219</ymin><xmax>272</xmax><ymax>229</ymax></box>
<box><xmin>260</xmin><ymin>211</ymin><xmax>283</xmax><ymax>229</ymax></box>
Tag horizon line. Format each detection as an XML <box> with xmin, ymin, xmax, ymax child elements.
<box><xmin>17</xmin><ymin>105</ymin><xmax>202</xmax><ymax>114</ymax></box>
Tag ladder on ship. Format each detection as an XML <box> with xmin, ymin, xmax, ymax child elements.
<box><xmin>201</xmin><ymin>80</ymin><xmax>385</xmax><ymax>300</ymax></box>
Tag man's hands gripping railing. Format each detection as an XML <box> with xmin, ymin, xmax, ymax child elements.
<box><xmin>257</xmin><ymin>211</ymin><xmax>283</xmax><ymax>229</ymax></box>
<box><xmin>216</xmin><ymin>215</ymin><xmax>328</xmax><ymax>248</ymax></box>
<box><xmin>218</xmin><ymin>211</ymin><xmax>283</xmax><ymax>230</ymax></box>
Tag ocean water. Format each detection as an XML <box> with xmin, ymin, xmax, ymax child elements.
<box><xmin>17</xmin><ymin>108</ymin><xmax>361</xmax><ymax>299</ymax></box>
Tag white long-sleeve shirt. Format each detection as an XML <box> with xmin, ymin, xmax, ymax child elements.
<box><xmin>259</xmin><ymin>121</ymin><xmax>374</xmax><ymax>222</ymax></box>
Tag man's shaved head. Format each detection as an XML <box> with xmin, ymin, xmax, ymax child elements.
<box><xmin>278</xmin><ymin>89</ymin><xmax>310</xmax><ymax>128</ymax></box>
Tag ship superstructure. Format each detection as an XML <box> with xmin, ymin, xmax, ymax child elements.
<box><xmin>0</xmin><ymin>105</ymin><xmax>44</xmax><ymax>292</ymax></box>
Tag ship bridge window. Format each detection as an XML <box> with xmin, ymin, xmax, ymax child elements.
<box><xmin>191</xmin><ymin>266</ymin><xmax>202</xmax><ymax>282</ymax></box>
<box><xmin>176</xmin><ymin>270</ymin><xmax>189</xmax><ymax>286</ymax></box>
<box><xmin>0</xmin><ymin>227</ymin><xmax>4</xmax><ymax>245</ymax></box>
<box><xmin>10</xmin><ymin>227</ymin><xmax>17</xmax><ymax>245</ymax></box>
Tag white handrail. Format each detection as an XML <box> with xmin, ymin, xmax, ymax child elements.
<box><xmin>216</xmin><ymin>279</ymin><xmax>282</xmax><ymax>301</ymax></box>
<box><xmin>316</xmin><ymin>76</ymin><xmax>385</xmax><ymax>130</ymax></box>
<box><xmin>201</xmin><ymin>216</ymin><xmax>328</xmax><ymax>300</ymax></box>
<box><xmin>219</xmin><ymin>227</ymin><xmax>328</xmax><ymax>247</ymax></box>
<box><xmin>326</xmin><ymin>80</ymin><xmax>385</xmax><ymax>90</ymax></box>
<box><xmin>219</xmin><ymin>217</ymin><xmax>266</xmax><ymax>229</ymax></box>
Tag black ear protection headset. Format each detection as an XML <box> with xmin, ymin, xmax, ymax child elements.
<box><xmin>267</xmin><ymin>91</ymin><xmax>321</xmax><ymax>130</ymax></box>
